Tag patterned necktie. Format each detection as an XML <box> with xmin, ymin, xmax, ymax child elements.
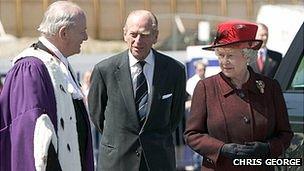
<box><xmin>135</xmin><ymin>61</ymin><xmax>148</xmax><ymax>122</ymax></box>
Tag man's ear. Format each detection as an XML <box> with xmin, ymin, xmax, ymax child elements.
<box><xmin>153</xmin><ymin>30</ymin><xmax>159</xmax><ymax>44</ymax></box>
<box><xmin>123</xmin><ymin>28</ymin><xmax>127</xmax><ymax>42</ymax></box>
<box><xmin>58</xmin><ymin>26</ymin><xmax>68</xmax><ymax>40</ymax></box>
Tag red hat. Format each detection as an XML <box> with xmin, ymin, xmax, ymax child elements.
<box><xmin>202</xmin><ymin>20</ymin><xmax>263</xmax><ymax>50</ymax></box>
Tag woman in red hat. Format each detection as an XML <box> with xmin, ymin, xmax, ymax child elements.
<box><xmin>184</xmin><ymin>20</ymin><xmax>293</xmax><ymax>171</ymax></box>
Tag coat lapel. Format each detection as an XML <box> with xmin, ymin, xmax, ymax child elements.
<box><xmin>114</xmin><ymin>52</ymin><xmax>139</xmax><ymax>126</ymax></box>
<box><xmin>141</xmin><ymin>50</ymin><xmax>168</xmax><ymax>131</ymax></box>
<box><xmin>152</xmin><ymin>50</ymin><xmax>168</xmax><ymax>90</ymax></box>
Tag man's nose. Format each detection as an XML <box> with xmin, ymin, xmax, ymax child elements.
<box><xmin>221</xmin><ymin>56</ymin><xmax>230</xmax><ymax>64</ymax></box>
<box><xmin>134</xmin><ymin>34</ymin><xmax>144</xmax><ymax>42</ymax></box>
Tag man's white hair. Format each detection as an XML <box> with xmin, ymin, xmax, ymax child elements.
<box><xmin>123</xmin><ymin>10</ymin><xmax>158</xmax><ymax>34</ymax></box>
<box><xmin>37</xmin><ymin>1</ymin><xmax>84</xmax><ymax>37</ymax></box>
<box><xmin>193</xmin><ymin>58</ymin><xmax>208</xmax><ymax>68</ymax></box>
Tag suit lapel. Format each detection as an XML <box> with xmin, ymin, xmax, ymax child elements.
<box><xmin>152</xmin><ymin>50</ymin><xmax>168</xmax><ymax>89</ymax></box>
<box><xmin>114</xmin><ymin>52</ymin><xmax>139</xmax><ymax>126</ymax></box>
<box><xmin>141</xmin><ymin>50</ymin><xmax>168</xmax><ymax>131</ymax></box>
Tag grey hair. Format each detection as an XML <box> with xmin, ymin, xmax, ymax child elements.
<box><xmin>123</xmin><ymin>10</ymin><xmax>158</xmax><ymax>33</ymax></box>
<box><xmin>242</xmin><ymin>48</ymin><xmax>258</xmax><ymax>64</ymax></box>
<box><xmin>37</xmin><ymin>1</ymin><xmax>84</xmax><ymax>37</ymax></box>
<box><xmin>257</xmin><ymin>22</ymin><xmax>268</xmax><ymax>31</ymax></box>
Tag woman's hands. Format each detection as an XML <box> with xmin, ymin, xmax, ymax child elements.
<box><xmin>220</xmin><ymin>142</ymin><xmax>270</xmax><ymax>159</ymax></box>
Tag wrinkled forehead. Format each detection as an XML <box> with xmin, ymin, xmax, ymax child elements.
<box><xmin>125</xmin><ymin>14</ymin><xmax>153</xmax><ymax>33</ymax></box>
<box><xmin>257</xmin><ymin>28</ymin><xmax>268</xmax><ymax>36</ymax></box>
<box><xmin>215</xmin><ymin>47</ymin><xmax>242</xmax><ymax>54</ymax></box>
<box><xmin>69</xmin><ymin>13</ymin><xmax>87</xmax><ymax>31</ymax></box>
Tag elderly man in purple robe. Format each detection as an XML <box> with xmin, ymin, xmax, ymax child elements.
<box><xmin>0</xmin><ymin>1</ymin><xmax>93</xmax><ymax>171</ymax></box>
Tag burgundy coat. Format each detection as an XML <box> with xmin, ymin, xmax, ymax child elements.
<box><xmin>184</xmin><ymin>68</ymin><xmax>293</xmax><ymax>171</ymax></box>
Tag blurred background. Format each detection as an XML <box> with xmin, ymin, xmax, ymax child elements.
<box><xmin>0</xmin><ymin>0</ymin><xmax>303</xmax><ymax>52</ymax></box>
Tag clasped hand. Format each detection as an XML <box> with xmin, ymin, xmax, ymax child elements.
<box><xmin>221</xmin><ymin>141</ymin><xmax>270</xmax><ymax>159</ymax></box>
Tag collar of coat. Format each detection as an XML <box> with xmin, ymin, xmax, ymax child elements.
<box><xmin>218</xmin><ymin>66</ymin><xmax>262</xmax><ymax>96</ymax></box>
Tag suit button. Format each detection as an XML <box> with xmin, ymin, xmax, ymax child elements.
<box><xmin>243</xmin><ymin>116</ymin><xmax>250</xmax><ymax>124</ymax></box>
<box><xmin>136</xmin><ymin>150</ymin><xmax>140</xmax><ymax>157</ymax></box>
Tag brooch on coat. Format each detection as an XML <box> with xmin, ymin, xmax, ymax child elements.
<box><xmin>256</xmin><ymin>80</ymin><xmax>265</xmax><ymax>94</ymax></box>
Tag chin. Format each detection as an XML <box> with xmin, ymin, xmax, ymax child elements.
<box><xmin>75</xmin><ymin>49</ymin><xmax>81</xmax><ymax>55</ymax></box>
<box><xmin>68</xmin><ymin>50</ymin><xmax>80</xmax><ymax>57</ymax></box>
<box><xmin>222</xmin><ymin>71</ymin><xmax>233</xmax><ymax>78</ymax></box>
<box><xmin>131</xmin><ymin>52</ymin><xmax>144</xmax><ymax>60</ymax></box>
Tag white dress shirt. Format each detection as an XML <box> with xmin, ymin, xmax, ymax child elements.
<box><xmin>258</xmin><ymin>47</ymin><xmax>267</xmax><ymax>61</ymax></box>
<box><xmin>186</xmin><ymin>74</ymin><xmax>201</xmax><ymax>96</ymax></box>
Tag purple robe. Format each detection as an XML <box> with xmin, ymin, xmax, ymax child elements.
<box><xmin>0</xmin><ymin>57</ymin><xmax>93</xmax><ymax>171</ymax></box>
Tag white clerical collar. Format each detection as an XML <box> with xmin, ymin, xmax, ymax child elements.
<box><xmin>39</xmin><ymin>36</ymin><xmax>69</xmax><ymax>68</ymax></box>
<box><xmin>128</xmin><ymin>50</ymin><xmax>154</xmax><ymax>67</ymax></box>
<box><xmin>39</xmin><ymin>36</ymin><xmax>83</xmax><ymax>100</ymax></box>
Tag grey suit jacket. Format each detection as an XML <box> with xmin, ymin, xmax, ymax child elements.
<box><xmin>88</xmin><ymin>49</ymin><xmax>186</xmax><ymax>171</ymax></box>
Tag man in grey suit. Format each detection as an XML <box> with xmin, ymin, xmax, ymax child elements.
<box><xmin>88</xmin><ymin>10</ymin><xmax>186</xmax><ymax>171</ymax></box>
